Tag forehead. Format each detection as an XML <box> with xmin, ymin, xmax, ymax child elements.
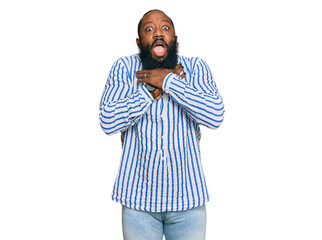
<box><xmin>141</xmin><ymin>11</ymin><xmax>172</xmax><ymax>26</ymax></box>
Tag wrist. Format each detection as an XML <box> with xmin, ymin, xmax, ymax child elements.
<box><xmin>145</xmin><ymin>83</ymin><xmax>162</xmax><ymax>100</ymax></box>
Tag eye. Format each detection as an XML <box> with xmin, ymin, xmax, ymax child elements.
<box><xmin>162</xmin><ymin>26</ymin><xmax>169</xmax><ymax>30</ymax></box>
<box><xmin>146</xmin><ymin>26</ymin><xmax>153</xmax><ymax>32</ymax></box>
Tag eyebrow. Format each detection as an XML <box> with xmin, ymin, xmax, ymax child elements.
<box><xmin>142</xmin><ymin>19</ymin><xmax>172</xmax><ymax>28</ymax></box>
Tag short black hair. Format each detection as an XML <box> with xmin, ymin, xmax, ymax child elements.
<box><xmin>137</xmin><ymin>9</ymin><xmax>175</xmax><ymax>38</ymax></box>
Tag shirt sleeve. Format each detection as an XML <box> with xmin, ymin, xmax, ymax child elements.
<box><xmin>99</xmin><ymin>58</ymin><xmax>154</xmax><ymax>135</ymax></box>
<box><xmin>162</xmin><ymin>58</ymin><xmax>225</xmax><ymax>129</ymax></box>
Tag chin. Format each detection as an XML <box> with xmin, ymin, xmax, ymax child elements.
<box><xmin>153</xmin><ymin>54</ymin><xmax>168</xmax><ymax>62</ymax></box>
<box><xmin>139</xmin><ymin>39</ymin><xmax>178</xmax><ymax>70</ymax></box>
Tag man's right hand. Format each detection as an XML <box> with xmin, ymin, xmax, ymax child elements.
<box><xmin>135</xmin><ymin>64</ymin><xmax>186</xmax><ymax>89</ymax></box>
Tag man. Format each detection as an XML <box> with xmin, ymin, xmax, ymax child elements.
<box><xmin>99</xmin><ymin>9</ymin><xmax>224</xmax><ymax>240</ymax></box>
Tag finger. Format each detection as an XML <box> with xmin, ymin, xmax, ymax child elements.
<box><xmin>135</xmin><ymin>71</ymin><xmax>142</xmax><ymax>78</ymax></box>
<box><xmin>172</xmin><ymin>64</ymin><xmax>182</xmax><ymax>73</ymax></box>
<box><xmin>137</xmin><ymin>79</ymin><xmax>147</xmax><ymax>84</ymax></box>
<box><xmin>177</xmin><ymin>64</ymin><xmax>184</xmax><ymax>71</ymax></box>
<box><xmin>135</xmin><ymin>71</ymin><xmax>150</xmax><ymax>79</ymax></box>
<box><xmin>173</xmin><ymin>66</ymin><xmax>183</xmax><ymax>76</ymax></box>
<box><xmin>135</xmin><ymin>70</ymin><xmax>146</xmax><ymax>75</ymax></box>
<box><xmin>137</xmin><ymin>77</ymin><xmax>152</xmax><ymax>83</ymax></box>
<box><xmin>136</xmin><ymin>69</ymin><xmax>152</xmax><ymax>74</ymax></box>
<box><xmin>179</xmin><ymin>72</ymin><xmax>186</xmax><ymax>79</ymax></box>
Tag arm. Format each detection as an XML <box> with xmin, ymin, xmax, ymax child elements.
<box><xmin>99</xmin><ymin>58</ymin><xmax>154</xmax><ymax>135</ymax></box>
<box><xmin>162</xmin><ymin>58</ymin><xmax>225</xmax><ymax>129</ymax></box>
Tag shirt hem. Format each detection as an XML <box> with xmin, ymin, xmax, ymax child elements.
<box><xmin>112</xmin><ymin>196</ymin><xmax>209</xmax><ymax>213</ymax></box>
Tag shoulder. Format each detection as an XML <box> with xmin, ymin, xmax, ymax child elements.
<box><xmin>113</xmin><ymin>54</ymin><xmax>140</xmax><ymax>66</ymax></box>
<box><xmin>178</xmin><ymin>55</ymin><xmax>208</xmax><ymax>71</ymax></box>
<box><xmin>111</xmin><ymin>55</ymin><xmax>141</xmax><ymax>72</ymax></box>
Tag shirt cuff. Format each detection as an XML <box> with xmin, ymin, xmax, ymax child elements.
<box><xmin>162</xmin><ymin>73</ymin><xmax>186</xmax><ymax>94</ymax></box>
<box><xmin>138</xmin><ymin>84</ymin><xmax>155</xmax><ymax>102</ymax></box>
<box><xmin>162</xmin><ymin>73</ymin><xmax>176</xmax><ymax>93</ymax></box>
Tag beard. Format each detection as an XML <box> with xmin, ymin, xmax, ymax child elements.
<box><xmin>138</xmin><ymin>39</ymin><xmax>178</xmax><ymax>70</ymax></box>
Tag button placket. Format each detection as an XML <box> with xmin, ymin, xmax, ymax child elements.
<box><xmin>160</xmin><ymin>149</ymin><xmax>165</xmax><ymax>161</ymax></box>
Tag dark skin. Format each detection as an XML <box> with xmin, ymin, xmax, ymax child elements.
<box><xmin>135</xmin><ymin>11</ymin><xmax>185</xmax><ymax>90</ymax></box>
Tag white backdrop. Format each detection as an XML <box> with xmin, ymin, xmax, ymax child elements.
<box><xmin>1</xmin><ymin>0</ymin><xmax>321</xmax><ymax>239</ymax></box>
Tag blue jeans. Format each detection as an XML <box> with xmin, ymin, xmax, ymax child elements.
<box><xmin>122</xmin><ymin>205</ymin><xmax>206</xmax><ymax>240</ymax></box>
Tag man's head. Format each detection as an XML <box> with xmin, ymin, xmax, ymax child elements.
<box><xmin>136</xmin><ymin>10</ymin><xmax>178</xmax><ymax>69</ymax></box>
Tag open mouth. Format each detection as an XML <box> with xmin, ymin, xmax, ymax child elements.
<box><xmin>152</xmin><ymin>40</ymin><xmax>167</xmax><ymax>58</ymax></box>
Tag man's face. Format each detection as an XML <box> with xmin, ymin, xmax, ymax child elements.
<box><xmin>136</xmin><ymin>11</ymin><xmax>177</xmax><ymax>62</ymax></box>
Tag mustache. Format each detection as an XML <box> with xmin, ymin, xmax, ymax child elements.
<box><xmin>138</xmin><ymin>38</ymin><xmax>178</xmax><ymax>70</ymax></box>
<box><xmin>150</xmin><ymin>38</ymin><xmax>169</xmax><ymax>49</ymax></box>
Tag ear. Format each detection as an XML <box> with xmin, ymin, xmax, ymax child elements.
<box><xmin>175</xmin><ymin>35</ymin><xmax>178</xmax><ymax>41</ymax></box>
<box><xmin>136</xmin><ymin>38</ymin><xmax>140</xmax><ymax>47</ymax></box>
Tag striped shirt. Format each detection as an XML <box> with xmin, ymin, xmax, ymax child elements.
<box><xmin>99</xmin><ymin>54</ymin><xmax>224</xmax><ymax>212</ymax></box>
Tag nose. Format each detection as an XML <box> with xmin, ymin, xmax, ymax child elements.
<box><xmin>154</xmin><ymin>27</ymin><xmax>163</xmax><ymax>39</ymax></box>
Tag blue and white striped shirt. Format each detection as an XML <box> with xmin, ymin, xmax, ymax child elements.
<box><xmin>99</xmin><ymin>54</ymin><xmax>224</xmax><ymax>212</ymax></box>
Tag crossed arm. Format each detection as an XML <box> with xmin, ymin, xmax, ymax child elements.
<box><xmin>99</xmin><ymin>58</ymin><xmax>224</xmax><ymax>135</ymax></box>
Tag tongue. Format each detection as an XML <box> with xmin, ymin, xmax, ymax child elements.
<box><xmin>153</xmin><ymin>46</ymin><xmax>166</xmax><ymax>57</ymax></box>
